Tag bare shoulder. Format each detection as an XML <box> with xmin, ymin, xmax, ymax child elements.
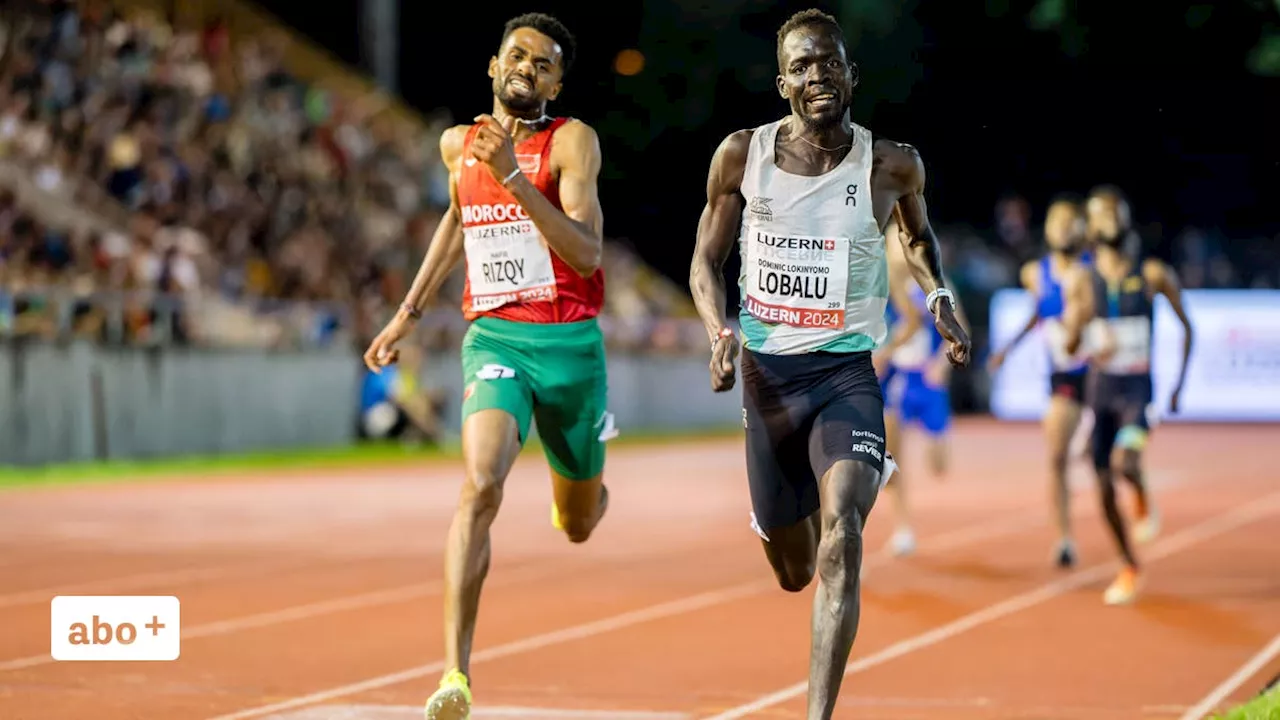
<box><xmin>439</xmin><ymin>124</ymin><xmax>473</xmax><ymax>173</ymax></box>
<box><xmin>1065</xmin><ymin>261</ymin><xmax>1095</xmax><ymax>287</ymax></box>
<box><xmin>1141</xmin><ymin>256</ymin><xmax>1169</xmax><ymax>281</ymax></box>
<box><xmin>1142</xmin><ymin>256</ymin><xmax>1185</xmax><ymax>293</ymax></box>
<box><xmin>874</xmin><ymin>138</ymin><xmax>926</xmax><ymax>185</ymax></box>
<box><xmin>718</xmin><ymin>128</ymin><xmax>755</xmax><ymax>161</ymax></box>
<box><xmin>709</xmin><ymin>129</ymin><xmax>756</xmax><ymax>190</ymax></box>
<box><xmin>550</xmin><ymin>118</ymin><xmax>602</xmax><ymax>174</ymax></box>
<box><xmin>1019</xmin><ymin>259</ymin><xmax>1039</xmax><ymax>290</ymax></box>
<box><xmin>552</xmin><ymin>118</ymin><xmax>601</xmax><ymax>153</ymax></box>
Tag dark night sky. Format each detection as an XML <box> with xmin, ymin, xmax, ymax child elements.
<box><xmin>260</xmin><ymin>0</ymin><xmax>1279</xmax><ymax>284</ymax></box>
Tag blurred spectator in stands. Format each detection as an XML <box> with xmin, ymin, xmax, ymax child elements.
<box><xmin>994</xmin><ymin>193</ymin><xmax>1035</xmax><ymax>264</ymax></box>
<box><xmin>357</xmin><ymin>342</ymin><xmax>447</xmax><ymax>445</ymax></box>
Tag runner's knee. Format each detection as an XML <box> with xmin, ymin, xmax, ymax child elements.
<box><xmin>552</xmin><ymin>473</ymin><xmax>606</xmax><ymax>543</ymax></box>
<box><xmin>815</xmin><ymin>461</ymin><xmax>874</xmax><ymax>590</ymax></box>
<box><xmin>761</xmin><ymin>516</ymin><xmax>818</xmax><ymax>592</ymax></box>
<box><xmin>815</xmin><ymin>517</ymin><xmax>862</xmax><ymax>593</ymax></box>
<box><xmin>1093</xmin><ymin>469</ymin><xmax>1118</xmax><ymax>503</ymax></box>
<box><xmin>1119</xmin><ymin>452</ymin><xmax>1141</xmax><ymax>481</ymax></box>
<box><xmin>765</xmin><ymin>543</ymin><xmax>815</xmax><ymax>592</ymax></box>
<box><xmin>460</xmin><ymin>467</ymin><xmax>505</xmax><ymax>516</ymax></box>
<box><xmin>776</xmin><ymin>561</ymin><xmax>814</xmax><ymax>592</ymax></box>
<box><xmin>557</xmin><ymin>508</ymin><xmax>598</xmax><ymax>544</ymax></box>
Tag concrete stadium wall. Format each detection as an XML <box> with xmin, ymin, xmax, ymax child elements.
<box><xmin>0</xmin><ymin>342</ymin><xmax>364</xmax><ymax>466</ymax></box>
<box><xmin>0</xmin><ymin>344</ymin><xmax>741</xmax><ymax>466</ymax></box>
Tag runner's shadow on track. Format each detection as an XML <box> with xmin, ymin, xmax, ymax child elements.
<box><xmin>1127</xmin><ymin>591</ymin><xmax>1263</xmax><ymax>646</ymax></box>
<box><xmin>898</xmin><ymin>555</ymin><xmax>1031</xmax><ymax>583</ymax></box>
<box><xmin>861</xmin><ymin>587</ymin><xmax>973</xmax><ymax>620</ymax></box>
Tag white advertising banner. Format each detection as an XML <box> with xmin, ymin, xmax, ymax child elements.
<box><xmin>988</xmin><ymin>289</ymin><xmax>1280</xmax><ymax>422</ymax></box>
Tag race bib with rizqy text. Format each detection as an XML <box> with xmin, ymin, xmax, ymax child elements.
<box><xmin>743</xmin><ymin>228</ymin><xmax>849</xmax><ymax>330</ymax></box>
<box><xmin>463</xmin><ymin>214</ymin><xmax>558</xmax><ymax>312</ymax></box>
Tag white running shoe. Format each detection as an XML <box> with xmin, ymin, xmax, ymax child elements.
<box><xmin>889</xmin><ymin>528</ymin><xmax>917</xmax><ymax>557</ymax></box>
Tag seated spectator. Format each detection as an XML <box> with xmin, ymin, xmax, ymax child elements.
<box><xmin>357</xmin><ymin>343</ymin><xmax>447</xmax><ymax>445</ymax></box>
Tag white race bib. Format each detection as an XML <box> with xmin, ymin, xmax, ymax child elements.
<box><xmin>742</xmin><ymin>228</ymin><xmax>849</xmax><ymax>330</ymax></box>
<box><xmin>464</xmin><ymin>220</ymin><xmax>558</xmax><ymax>312</ymax></box>
<box><xmin>1103</xmin><ymin>316</ymin><xmax>1152</xmax><ymax>374</ymax></box>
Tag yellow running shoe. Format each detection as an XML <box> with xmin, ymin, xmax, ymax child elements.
<box><xmin>424</xmin><ymin>669</ymin><xmax>472</xmax><ymax>720</ymax></box>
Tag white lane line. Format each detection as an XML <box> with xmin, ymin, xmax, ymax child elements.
<box><xmin>206</xmin><ymin>580</ymin><xmax>771</xmax><ymax>720</ymax></box>
<box><xmin>260</xmin><ymin>704</ymin><xmax>689</xmax><ymax>720</ymax></box>
<box><xmin>698</xmin><ymin>490</ymin><xmax>1280</xmax><ymax>720</ymax></box>
<box><xmin>1177</xmin><ymin>631</ymin><xmax>1280</xmax><ymax>720</ymax></box>
<box><xmin>204</xmin><ymin>506</ymin><xmax>1050</xmax><ymax>720</ymax></box>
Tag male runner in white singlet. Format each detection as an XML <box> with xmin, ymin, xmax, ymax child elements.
<box><xmin>689</xmin><ymin>10</ymin><xmax>970</xmax><ymax>720</ymax></box>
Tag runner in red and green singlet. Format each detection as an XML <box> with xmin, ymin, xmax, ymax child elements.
<box><xmin>362</xmin><ymin>14</ymin><xmax>611</xmax><ymax>719</ymax></box>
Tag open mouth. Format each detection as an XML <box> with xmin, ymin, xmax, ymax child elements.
<box><xmin>806</xmin><ymin>92</ymin><xmax>837</xmax><ymax>110</ymax></box>
<box><xmin>507</xmin><ymin>76</ymin><xmax>534</xmax><ymax>95</ymax></box>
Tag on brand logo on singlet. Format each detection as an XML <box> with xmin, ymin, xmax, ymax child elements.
<box><xmin>743</xmin><ymin>228</ymin><xmax>849</xmax><ymax>329</ymax></box>
<box><xmin>462</xmin><ymin>204</ymin><xmax>557</xmax><ymax>312</ymax></box>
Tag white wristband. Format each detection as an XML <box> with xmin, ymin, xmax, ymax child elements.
<box><xmin>926</xmin><ymin>287</ymin><xmax>955</xmax><ymax>315</ymax></box>
<box><xmin>500</xmin><ymin>168</ymin><xmax>521</xmax><ymax>186</ymax></box>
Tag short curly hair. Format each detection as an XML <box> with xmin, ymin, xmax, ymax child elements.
<box><xmin>501</xmin><ymin>13</ymin><xmax>576</xmax><ymax>75</ymax></box>
<box><xmin>776</xmin><ymin>9</ymin><xmax>845</xmax><ymax>69</ymax></box>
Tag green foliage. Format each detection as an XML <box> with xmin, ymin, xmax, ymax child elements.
<box><xmin>1247</xmin><ymin>29</ymin><xmax>1280</xmax><ymax>76</ymax></box>
<box><xmin>1023</xmin><ymin>0</ymin><xmax>1279</xmax><ymax>76</ymax></box>
<box><xmin>1028</xmin><ymin>0</ymin><xmax>1066</xmax><ymax>30</ymax></box>
<box><xmin>1210</xmin><ymin>683</ymin><xmax>1280</xmax><ymax>720</ymax></box>
<box><xmin>1185</xmin><ymin>4</ymin><xmax>1214</xmax><ymax>29</ymax></box>
<box><xmin>1025</xmin><ymin>0</ymin><xmax>1088</xmax><ymax>56</ymax></box>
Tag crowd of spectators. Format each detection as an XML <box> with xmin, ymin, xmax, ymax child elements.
<box><xmin>0</xmin><ymin>0</ymin><xmax>703</xmax><ymax>355</ymax></box>
<box><xmin>1</xmin><ymin>0</ymin><xmax>1275</xmax><ymax>360</ymax></box>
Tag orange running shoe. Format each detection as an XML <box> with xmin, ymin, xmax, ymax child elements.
<box><xmin>1103</xmin><ymin>566</ymin><xmax>1141</xmax><ymax>605</ymax></box>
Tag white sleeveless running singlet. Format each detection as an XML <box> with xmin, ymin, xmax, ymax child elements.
<box><xmin>736</xmin><ymin>119</ymin><xmax>889</xmax><ymax>356</ymax></box>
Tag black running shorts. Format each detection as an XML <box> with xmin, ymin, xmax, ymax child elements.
<box><xmin>1049</xmin><ymin>369</ymin><xmax>1088</xmax><ymax>403</ymax></box>
<box><xmin>1088</xmin><ymin>372</ymin><xmax>1154</xmax><ymax>470</ymax></box>
<box><xmin>740</xmin><ymin>348</ymin><xmax>888</xmax><ymax>536</ymax></box>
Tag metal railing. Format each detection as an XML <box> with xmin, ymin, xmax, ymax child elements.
<box><xmin>0</xmin><ymin>286</ymin><xmax>355</xmax><ymax>350</ymax></box>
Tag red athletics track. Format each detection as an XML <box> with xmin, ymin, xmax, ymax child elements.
<box><xmin>0</xmin><ymin>419</ymin><xmax>1276</xmax><ymax>720</ymax></box>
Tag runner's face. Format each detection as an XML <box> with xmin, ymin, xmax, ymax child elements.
<box><xmin>1045</xmin><ymin>203</ymin><xmax>1085</xmax><ymax>253</ymax></box>
<box><xmin>1086</xmin><ymin>194</ymin><xmax>1127</xmax><ymax>246</ymax></box>
<box><xmin>489</xmin><ymin>27</ymin><xmax>563</xmax><ymax>113</ymax></box>
<box><xmin>777</xmin><ymin>28</ymin><xmax>854</xmax><ymax>130</ymax></box>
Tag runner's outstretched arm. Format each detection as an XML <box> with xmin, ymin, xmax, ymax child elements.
<box><xmin>1145</xmin><ymin>259</ymin><xmax>1193</xmax><ymax>412</ymax></box>
<box><xmin>987</xmin><ymin>261</ymin><xmax>1042</xmax><ymax>371</ymax></box>
<box><xmin>402</xmin><ymin>127</ymin><xmax>468</xmax><ymax>315</ymax></box>
<box><xmin>364</xmin><ymin>126</ymin><xmax>467</xmax><ymax>372</ymax></box>
<box><xmin>690</xmin><ymin>130</ymin><xmax>752</xmax><ymax>392</ymax></box>
<box><xmin>888</xmin><ymin>145</ymin><xmax>970</xmax><ymax>367</ymax></box>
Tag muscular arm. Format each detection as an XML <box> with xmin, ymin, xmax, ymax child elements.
<box><xmin>690</xmin><ymin>130</ymin><xmax>751</xmax><ymax>341</ymax></box>
<box><xmin>1147</xmin><ymin>258</ymin><xmax>1194</xmax><ymax>389</ymax></box>
<box><xmin>1061</xmin><ymin>264</ymin><xmax>1096</xmax><ymax>355</ymax></box>
<box><xmin>888</xmin><ymin>145</ymin><xmax>948</xmax><ymax>301</ymax></box>
<box><xmin>505</xmin><ymin>119</ymin><xmax>603</xmax><ymax>277</ymax></box>
<box><xmin>400</xmin><ymin>126</ymin><xmax>468</xmax><ymax>318</ymax></box>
